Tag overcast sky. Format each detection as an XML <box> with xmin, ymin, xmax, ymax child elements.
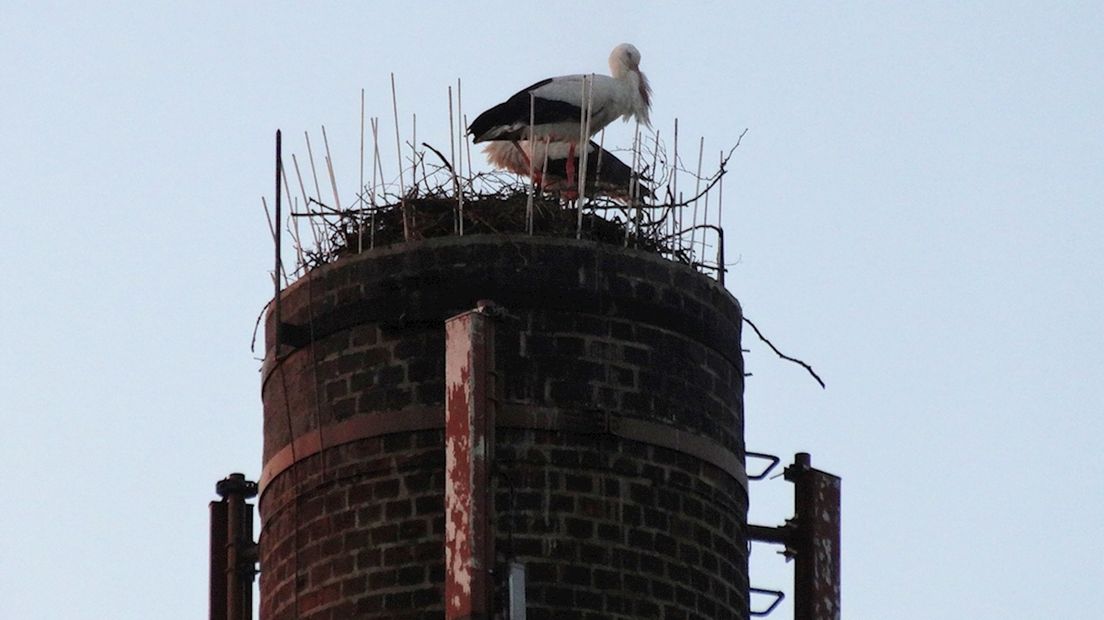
<box><xmin>2</xmin><ymin>2</ymin><xmax>1101</xmax><ymax>618</ymax></box>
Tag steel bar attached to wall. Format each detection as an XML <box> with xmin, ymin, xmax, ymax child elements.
<box><xmin>444</xmin><ymin>302</ymin><xmax>498</xmax><ymax>620</ymax></box>
<box><xmin>747</xmin><ymin>452</ymin><xmax>841</xmax><ymax>620</ymax></box>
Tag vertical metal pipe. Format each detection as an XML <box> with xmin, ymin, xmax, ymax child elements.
<box><xmin>241</xmin><ymin>502</ymin><xmax>255</xmax><ymax>618</ymax></box>
<box><xmin>216</xmin><ymin>474</ymin><xmax>259</xmax><ymax>620</ymax></box>
<box><xmin>717</xmin><ymin>227</ymin><xmax>725</xmax><ymax>286</ymax></box>
<box><xmin>508</xmin><ymin>562</ymin><xmax>527</xmax><ymax>620</ymax></box>
<box><xmin>274</xmin><ymin>130</ymin><xmax>283</xmax><ymax>356</ymax></box>
<box><xmin>226</xmin><ymin>492</ymin><xmax>243</xmax><ymax>620</ymax></box>
<box><xmin>209</xmin><ymin>501</ymin><xmax>228</xmax><ymax>620</ymax></box>
<box><xmin>786</xmin><ymin>453</ymin><xmax>842</xmax><ymax>620</ymax></box>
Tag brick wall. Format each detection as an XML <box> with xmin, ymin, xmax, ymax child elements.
<box><xmin>260</xmin><ymin>236</ymin><xmax>746</xmax><ymax>619</ymax></box>
<box><xmin>492</xmin><ymin>429</ymin><xmax>746</xmax><ymax>619</ymax></box>
<box><xmin>260</xmin><ymin>432</ymin><xmax>445</xmax><ymax>619</ymax></box>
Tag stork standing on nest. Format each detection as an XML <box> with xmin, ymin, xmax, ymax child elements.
<box><xmin>468</xmin><ymin>43</ymin><xmax>652</xmax><ymax>188</ymax></box>
<box><xmin>482</xmin><ymin>140</ymin><xmax>653</xmax><ymax>201</ymax></box>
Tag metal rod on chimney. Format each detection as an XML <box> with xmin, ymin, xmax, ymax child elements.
<box><xmin>274</xmin><ymin>130</ymin><xmax>283</xmax><ymax>357</ymax></box>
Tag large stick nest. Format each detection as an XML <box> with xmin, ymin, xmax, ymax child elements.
<box><xmin>302</xmin><ymin>187</ymin><xmax>680</xmax><ymax>269</ymax></box>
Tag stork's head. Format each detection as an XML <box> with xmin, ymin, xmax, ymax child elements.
<box><xmin>609</xmin><ymin>43</ymin><xmax>642</xmax><ymax>77</ymax></box>
<box><xmin>609</xmin><ymin>43</ymin><xmax>651</xmax><ymax>127</ymax></box>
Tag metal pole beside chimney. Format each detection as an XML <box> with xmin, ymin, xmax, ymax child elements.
<box><xmin>209</xmin><ymin>498</ymin><xmax>229</xmax><ymax>620</ymax></box>
<box><xmin>212</xmin><ymin>473</ymin><xmax>258</xmax><ymax>620</ymax></box>
<box><xmin>747</xmin><ymin>453</ymin><xmax>841</xmax><ymax>620</ymax></box>
<box><xmin>787</xmin><ymin>453</ymin><xmax>841</xmax><ymax>620</ymax></box>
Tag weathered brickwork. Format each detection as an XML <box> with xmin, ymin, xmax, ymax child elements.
<box><xmin>497</xmin><ymin>308</ymin><xmax>744</xmax><ymax>455</ymax></box>
<box><xmin>259</xmin><ymin>432</ymin><xmax>446</xmax><ymax>619</ymax></box>
<box><xmin>492</xmin><ymin>429</ymin><xmax>747</xmax><ymax>619</ymax></box>
<box><xmin>261</xmin><ymin>236</ymin><xmax>746</xmax><ymax>619</ymax></box>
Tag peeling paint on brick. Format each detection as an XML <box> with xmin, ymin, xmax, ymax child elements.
<box><xmin>445</xmin><ymin>311</ymin><xmax>493</xmax><ymax>619</ymax></box>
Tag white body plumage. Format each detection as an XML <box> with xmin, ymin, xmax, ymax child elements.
<box><xmin>468</xmin><ymin>43</ymin><xmax>652</xmax><ymax>143</ymax></box>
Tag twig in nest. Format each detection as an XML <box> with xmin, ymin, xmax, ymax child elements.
<box><xmin>743</xmin><ymin>315</ymin><xmax>825</xmax><ymax>389</ymax></box>
<box><xmin>422</xmin><ymin>142</ymin><xmax>456</xmax><ymax>176</ymax></box>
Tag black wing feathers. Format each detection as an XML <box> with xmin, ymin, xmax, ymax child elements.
<box><xmin>468</xmin><ymin>78</ymin><xmax>583</xmax><ymax>142</ymax></box>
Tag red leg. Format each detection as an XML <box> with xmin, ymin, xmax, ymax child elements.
<box><xmin>511</xmin><ymin>141</ymin><xmax>532</xmax><ymax>173</ymax></box>
<box><xmin>565</xmin><ymin>142</ymin><xmax>577</xmax><ymax>189</ymax></box>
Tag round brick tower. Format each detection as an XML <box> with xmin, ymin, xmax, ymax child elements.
<box><xmin>259</xmin><ymin>235</ymin><xmax>748</xmax><ymax>619</ymax></box>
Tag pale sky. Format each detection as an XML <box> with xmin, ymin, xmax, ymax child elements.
<box><xmin>2</xmin><ymin>2</ymin><xmax>1102</xmax><ymax>618</ymax></box>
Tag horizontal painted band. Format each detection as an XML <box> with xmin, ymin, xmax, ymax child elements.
<box><xmin>259</xmin><ymin>405</ymin><xmax>747</xmax><ymax>497</ymax></box>
<box><xmin>258</xmin><ymin>406</ymin><xmax>443</xmax><ymax>494</ymax></box>
<box><xmin>496</xmin><ymin>406</ymin><xmax>748</xmax><ymax>493</ymax></box>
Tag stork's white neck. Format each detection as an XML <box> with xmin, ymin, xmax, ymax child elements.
<box><xmin>609</xmin><ymin>57</ymin><xmax>631</xmax><ymax>80</ymax></box>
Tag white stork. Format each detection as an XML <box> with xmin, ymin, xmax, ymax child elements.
<box><xmin>483</xmin><ymin>140</ymin><xmax>652</xmax><ymax>201</ymax></box>
<box><xmin>468</xmin><ymin>43</ymin><xmax>652</xmax><ymax>186</ymax></box>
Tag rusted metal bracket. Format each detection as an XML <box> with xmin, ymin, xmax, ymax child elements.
<box><xmin>747</xmin><ymin>452</ymin><xmax>841</xmax><ymax>620</ymax></box>
<box><xmin>746</xmin><ymin>451</ymin><xmax>782</xmax><ymax>481</ymax></box>
<box><xmin>749</xmin><ymin>587</ymin><xmax>786</xmax><ymax>617</ymax></box>
<box><xmin>210</xmin><ymin>473</ymin><xmax>259</xmax><ymax>620</ymax></box>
